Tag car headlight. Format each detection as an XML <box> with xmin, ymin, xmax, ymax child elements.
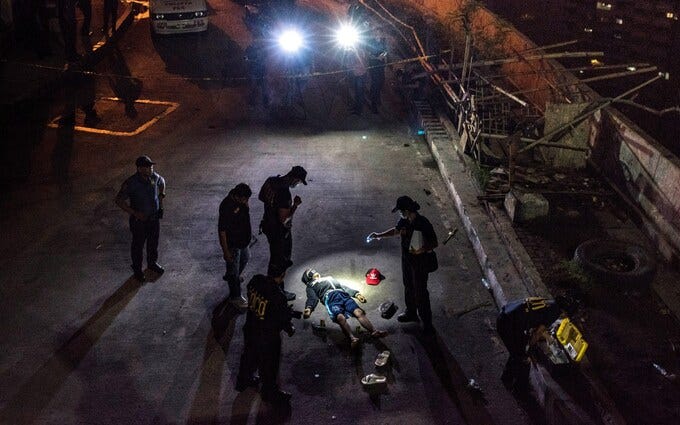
<box><xmin>154</xmin><ymin>14</ymin><xmax>164</xmax><ymax>20</ymax></box>
<box><xmin>195</xmin><ymin>11</ymin><xmax>206</xmax><ymax>17</ymax></box>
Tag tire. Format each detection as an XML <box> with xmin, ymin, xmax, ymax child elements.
<box><xmin>573</xmin><ymin>239</ymin><xmax>657</xmax><ymax>286</ymax></box>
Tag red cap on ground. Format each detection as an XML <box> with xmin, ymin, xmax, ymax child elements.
<box><xmin>365</xmin><ymin>268</ymin><xmax>385</xmax><ymax>285</ymax></box>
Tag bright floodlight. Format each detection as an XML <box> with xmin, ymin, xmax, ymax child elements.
<box><xmin>278</xmin><ymin>28</ymin><xmax>303</xmax><ymax>53</ymax></box>
<box><xmin>335</xmin><ymin>23</ymin><xmax>360</xmax><ymax>50</ymax></box>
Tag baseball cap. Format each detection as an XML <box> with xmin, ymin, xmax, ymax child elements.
<box><xmin>365</xmin><ymin>268</ymin><xmax>385</xmax><ymax>285</ymax></box>
<box><xmin>135</xmin><ymin>155</ymin><xmax>155</xmax><ymax>167</ymax></box>
<box><xmin>289</xmin><ymin>165</ymin><xmax>308</xmax><ymax>185</ymax></box>
<box><xmin>391</xmin><ymin>195</ymin><xmax>416</xmax><ymax>213</ymax></box>
<box><xmin>301</xmin><ymin>268</ymin><xmax>318</xmax><ymax>284</ymax></box>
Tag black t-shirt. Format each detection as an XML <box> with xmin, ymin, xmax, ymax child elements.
<box><xmin>396</xmin><ymin>213</ymin><xmax>437</xmax><ymax>255</ymax></box>
<box><xmin>218</xmin><ymin>191</ymin><xmax>252</xmax><ymax>249</ymax></box>
<box><xmin>259</xmin><ymin>176</ymin><xmax>292</xmax><ymax>232</ymax></box>
<box><xmin>244</xmin><ymin>274</ymin><xmax>292</xmax><ymax>334</ymax></box>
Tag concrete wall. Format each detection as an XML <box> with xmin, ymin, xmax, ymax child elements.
<box><xmin>387</xmin><ymin>0</ymin><xmax>680</xmax><ymax>263</ymax></box>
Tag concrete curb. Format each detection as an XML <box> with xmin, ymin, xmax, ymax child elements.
<box><xmin>412</xmin><ymin>101</ymin><xmax>550</xmax><ymax>307</ymax></box>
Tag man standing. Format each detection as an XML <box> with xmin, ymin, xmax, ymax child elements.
<box><xmin>115</xmin><ymin>156</ymin><xmax>166</xmax><ymax>282</ymax></box>
<box><xmin>258</xmin><ymin>165</ymin><xmax>307</xmax><ymax>301</ymax></box>
<box><xmin>368</xmin><ymin>196</ymin><xmax>438</xmax><ymax>334</ymax></box>
<box><xmin>236</xmin><ymin>263</ymin><xmax>295</xmax><ymax>404</ymax></box>
<box><xmin>102</xmin><ymin>0</ymin><xmax>118</xmax><ymax>37</ymax></box>
<box><xmin>218</xmin><ymin>183</ymin><xmax>253</xmax><ymax>308</ymax></box>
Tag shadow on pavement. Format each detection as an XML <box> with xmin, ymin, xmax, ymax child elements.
<box><xmin>105</xmin><ymin>47</ymin><xmax>143</xmax><ymax>118</ymax></box>
<box><xmin>408</xmin><ymin>328</ymin><xmax>495</xmax><ymax>425</ymax></box>
<box><xmin>0</xmin><ymin>277</ymin><xmax>143</xmax><ymax>424</ymax></box>
<box><xmin>186</xmin><ymin>298</ymin><xmax>243</xmax><ymax>423</ymax></box>
<box><xmin>151</xmin><ymin>25</ymin><xmax>246</xmax><ymax>90</ymax></box>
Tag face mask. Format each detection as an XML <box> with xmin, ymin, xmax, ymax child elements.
<box><xmin>290</xmin><ymin>182</ymin><xmax>299</xmax><ymax>188</ymax></box>
<box><xmin>399</xmin><ymin>210</ymin><xmax>407</xmax><ymax>219</ymax></box>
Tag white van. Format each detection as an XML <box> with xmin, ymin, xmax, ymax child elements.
<box><xmin>150</xmin><ymin>0</ymin><xmax>209</xmax><ymax>35</ymax></box>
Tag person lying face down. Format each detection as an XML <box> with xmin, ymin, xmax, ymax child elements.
<box><xmin>301</xmin><ymin>268</ymin><xmax>387</xmax><ymax>348</ymax></box>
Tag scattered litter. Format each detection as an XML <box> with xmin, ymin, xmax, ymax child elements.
<box><xmin>467</xmin><ymin>379</ymin><xmax>482</xmax><ymax>392</ymax></box>
<box><xmin>481</xmin><ymin>278</ymin><xmax>491</xmax><ymax>290</ymax></box>
<box><xmin>424</xmin><ymin>189</ymin><xmax>432</xmax><ymax>195</ymax></box>
<box><xmin>314</xmin><ymin>373</ymin><xmax>320</xmax><ymax>378</ymax></box>
<box><xmin>375</xmin><ymin>350</ymin><xmax>391</xmax><ymax>367</ymax></box>
<box><xmin>554</xmin><ymin>173</ymin><xmax>567</xmax><ymax>180</ymax></box>
<box><xmin>652</xmin><ymin>363</ymin><xmax>676</xmax><ymax>380</ymax></box>
<box><xmin>96</xmin><ymin>244</ymin><xmax>102</xmax><ymax>250</ymax></box>
<box><xmin>443</xmin><ymin>227</ymin><xmax>458</xmax><ymax>245</ymax></box>
<box><xmin>361</xmin><ymin>373</ymin><xmax>387</xmax><ymax>386</ymax></box>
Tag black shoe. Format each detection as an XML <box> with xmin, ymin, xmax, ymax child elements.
<box><xmin>283</xmin><ymin>290</ymin><xmax>296</xmax><ymax>301</ymax></box>
<box><xmin>149</xmin><ymin>263</ymin><xmax>165</xmax><ymax>275</ymax></box>
<box><xmin>132</xmin><ymin>268</ymin><xmax>145</xmax><ymax>282</ymax></box>
<box><xmin>261</xmin><ymin>390</ymin><xmax>291</xmax><ymax>404</ymax></box>
<box><xmin>397</xmin><ymin>312</ymin><xmax>419</xmax><ymax>323</ymax></box>
<box><xmin>235</xmin><ymin>376</ymin><xmax>260</xmax><ymax>392</ymax></box>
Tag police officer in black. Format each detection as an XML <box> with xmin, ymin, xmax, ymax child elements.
<box><xmin>115</xmin><ymin>156</ymin><xmax>166</xmax><ymax>282</ymax></box>
<box><xmin>258</xmin><ymin>165</ymin><xmax>307</xmax><ymax>301</ymax></box>
<box><xmin>496</xmin><ymin>297</ymin><xmax>562</xmax><ymax>394</ymax></box>
<box><xmin>368</xmin><ymin>196</ymin><xmax>438</xmax><ymax>334</ymax></box>
<box><xmin>236</xmin><ymin>263</ymin><xmax>295</xmax><ymax>404</ymax></box>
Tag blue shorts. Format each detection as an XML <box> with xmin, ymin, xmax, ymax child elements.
<box><xmin>325</xmin><ymin>291</ymin><xmax>360</xmax><ymax>322</ymax></box>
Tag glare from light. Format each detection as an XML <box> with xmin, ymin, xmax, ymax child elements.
<box><xmin>278</xmin><ymin>29</ymin><xmax>303</xmax><ymax>53</ymax></box>
<box><xmin>627</xmin><ymin>66</ymin><xmax>637</xmax><ymax>71</ymax></box>
<box><xmin>335</xmin><ymin>23</ymin><xmax>360</xmax><ymax>50</ymax></box>
<box><xmin>362</xmin><ymin>135</ymin><xmax>367</xmax><ymax>139</ymax></box>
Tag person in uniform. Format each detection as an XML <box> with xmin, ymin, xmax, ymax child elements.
<box><xmin>115</xmin><ymin>156</ymin><xmax>166</xmax><ymax>282</ymax></box>
<box><xmin>496</xmin><ymin>297</ymin><xmax>562</xmax><ymax>394</ymax></box>
<box><xmin>258</xmin><ymin>165</ymin><xmax>307</xmax><ymax>301</ymax></box>
<box><xmin>218</xmin><ymin>183</ymin><xmax>253</xmax><ymax>308</ymax></box>
<box><xmin>301</xmin><ymin>268</ymin><xmax>387</xmax><ymax>349</ymax></box>
<box><xmin>368</xmin><ymin>196</ymin><xmax>438</xmax><ymax>334</ymax></box>
<box><xmin>367</xmin><ymin>35</ymin><xmax>387</xmax><ymax>114</ymax></box>
<box><xmin>236</xmin><ymin>263</ymin><xmax>295</xmax><ymax>404</ymax></box>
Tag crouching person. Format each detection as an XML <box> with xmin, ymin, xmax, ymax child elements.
<box><xmin>236</xmin><ymin>263</ymin><xmax>295</xmax><ymax>404</ymax></box>
<box><xmin>301</xmin><ymin>268</ymin><xmax>387</xmax><ymax>348</ymax></box>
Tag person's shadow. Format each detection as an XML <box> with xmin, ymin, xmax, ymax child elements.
<box><xmin>105</xmin><ymin>47</ymin><xmax>142</xmax><ymax>118</ymax></box>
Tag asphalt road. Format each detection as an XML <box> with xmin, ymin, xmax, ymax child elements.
<box><xmin>0</xmin><ymin>2</ymin><xmax>533</xmax><ymax>424</ymax></box>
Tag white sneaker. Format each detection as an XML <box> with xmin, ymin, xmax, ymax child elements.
<box><xmin>230</xmin><ymin>295</ymin><xmax>248</xmax><ymax>308</ymax></box>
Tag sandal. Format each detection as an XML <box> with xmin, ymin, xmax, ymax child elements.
<box><xmin>361</xmin><ymin>373</ymin><xmax>387</xmax><ymax>386</ymax></box>
<box><xmin>371</xmin><ymin>330</ymin><xmax>388</xmax><ymax>338</ymax></box>
<box><xmin>374</xmin><ymin>350</ymin><xmax>390</xmax><ymax>367</ymax></box>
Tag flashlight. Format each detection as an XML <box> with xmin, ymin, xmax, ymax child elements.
<box><xmin>443</xmin><ymin>228</ymin><xmax>458</xmax><ymax>245</ymax></box>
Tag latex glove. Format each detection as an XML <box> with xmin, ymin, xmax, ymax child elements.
<box><xmin>356</xmin><ymin>293</ymin><xmax>367</xmax><ymax>303</ymax></box>
<box><xmin>303</xmin><ymin>308</ymin><xmax>311</xmax><ymax>319</ymax></box>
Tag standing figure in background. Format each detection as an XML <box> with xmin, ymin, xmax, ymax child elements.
<box><xmin>115</xmin><ymin>156</ymin><xmax>166</xmax><ymax>282</ymax></box>
<box><xmin>367</xmin><ymin>36</ymin><xmax>387</xmax><ymax>114</ymax></box>
<box><xmin>218</xmin><ymin>183</ymin><xmax>253</xmax><ymax>308</ymax></box>
<box><xmin>244</xmin><ymin>39</ymin><xmax>269</xmax><ymax>107</ymax></box>
<box><xmin>103</xmin><ymin>0</ymin><xmax>118</xmax><ymax>37</ymax></box>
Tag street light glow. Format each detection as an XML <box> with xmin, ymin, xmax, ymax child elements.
<box><xmin>335</xmin><ymin>23</ymin><xmax>360</xmax><ymax>50</ymax></box>
<box><xmin>278</xmin><ymin>28</ymin><xmax>304</xmax><ymax>53</ymax></box>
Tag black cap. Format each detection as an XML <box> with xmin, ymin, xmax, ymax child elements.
<box><xmin>391</xmin><ymin>195</ymin><xmax>417</xmax><ymax>213</ymax></box>
<box><xmin>289</xmin><ymin>165</ymin><xmax>308</xmax><ymax>185</ymax></box>
<box><xmin>135</xmin><ymin>155</ymin><xmax>155</xmax><ymax>167</ymax></box>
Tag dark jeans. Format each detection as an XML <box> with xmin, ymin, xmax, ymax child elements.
<box><xmin>225</xmin><ymin>247</ymin><xmax>250</xmax><ymax>298</ymax></box>
<box><xmin>76</xmin><ymin>0</ymin><xmax>91</xmax><ymax>32</ymax></box>
<box><xmin>129</xmin><ymin>216</ymin><xmax>160</xmax><ymax>272</ymax></box>
<box><xmin>265</xmin><ymin>227</ymin><xmax>291</xmax><ymax>272</ymax></box>
<box><xmin>352</xmin><ymin>74</ymin><xmax>366</xmax><ymax>113</ymax></box>
<box><xmin>58</xmin><ymin>0</ymin><xmax>78</xmax><ymax>60</ymax></box>
<box><xmin>496</xmin><ymin>314</ymin><xmax>530</xmax><ymax>393</ymax></box>
<box><xmin>402</xmin><ymin>254</ymin><xmax>433</xmax><ymax>326</ymax></box>
<box><xmin>237</xmin><ymin>329</ymin><xmax>282</xmax><ymax>395</ymax></box>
